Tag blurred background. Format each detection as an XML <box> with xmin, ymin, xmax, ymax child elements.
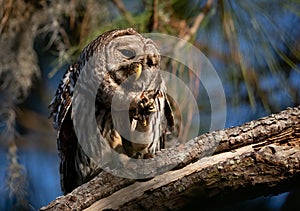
<box><xmin>0</xmin><ymin>0</ymin><xmax>299</xmax><ymax>210</ymax></box>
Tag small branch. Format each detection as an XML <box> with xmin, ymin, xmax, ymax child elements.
<box><xmin>182</xmin><ymin>0</ymin><xmax>214</xmax><ymax>41</ymax></box>
<box><xmin>0</xmin><ymin>0</ymin><xmax>14</xmax><ymax>35</ymax></box>
<box><xmin>111</xmin><ymin>0</ymin><xmax>134</xmax><ymax>25</ymax></box>
<box><xmin>175</xmin><ymin>0</ymin><xmax>214</xmax><ymax>49</ymax></box>
<box><xmin>69</xmin><ymin>0</ymin><xmax>76</xmax><ymax>30</ymax></box>
<box><xmin>147</xmin><ymin>0</ymin><xmax>159</xmax><ymax>32</ymax></box>
<box><xmin>79</xmin><ymin>0</ymin><xmax>93</xmax><ymax>45</ymax></box>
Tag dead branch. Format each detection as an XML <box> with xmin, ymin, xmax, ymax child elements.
<box><xmin>40</xmin><ymin>106</ymin><xmax>300</xmax><ymax>210</ymax></box>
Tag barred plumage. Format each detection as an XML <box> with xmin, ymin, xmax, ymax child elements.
<box><xmin>49</xmin><ymin>28</ymin><xmax>174</xmax><ymax>194</ymax></box>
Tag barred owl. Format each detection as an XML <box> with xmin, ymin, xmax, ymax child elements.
<box><xmin>49</xmin><ymin>28</ymin><xmax>175</xmax><ymax>194</ymax></box>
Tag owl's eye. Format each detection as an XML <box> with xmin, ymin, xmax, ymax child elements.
<box><xmin>119</xmin><ymin>49</ymin><xmax>136</xmax><ymax>59</ymax></box>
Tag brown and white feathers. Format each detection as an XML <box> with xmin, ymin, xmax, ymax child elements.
<box><xmin>49</xmin><ymin>28</ymin><xmax>174</xmax><ymax>194</ymax></box>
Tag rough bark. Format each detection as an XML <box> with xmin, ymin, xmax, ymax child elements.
<box><xmin>40</xmin><ymin>106</ymin><xmax>300</xmax><ymax>210</ymax></box>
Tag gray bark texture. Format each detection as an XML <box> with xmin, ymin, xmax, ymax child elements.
<box><xmin>40</xmin><ymin>106</ymin><xmax>300</xmax><ymax>210</ymax></box>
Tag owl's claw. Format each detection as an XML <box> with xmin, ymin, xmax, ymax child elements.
<box><xmin>148</xmin><ymin>105</ymin><xmax>156</xmax><ymax>113</ymax></box>
<box><xmin>139</xmin><ymin>102</ymin><xmax>144</xmax><ymax>109</ymax></box>
<box><xmin>131</xmin><ymin>118</ymin><xmax>138</xmax><ymax>131</ymax></box>
<box><xmin>131</xmin><ymin>96</ymin><xmax>156</xmax><ymax>128</ymax></box>
<box><xmin>147</xmin><ymin>98</ymin><xmax>156</xmax><ymax>112</ymax></box>
<box><xmin>139</xmin><ymin>97</ymin><xmax>156</xmax><ymax>113</ymax></box>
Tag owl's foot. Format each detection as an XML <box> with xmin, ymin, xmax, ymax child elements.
<box><xmin>139</xmin><ymin>97</ymin><xmax>156</xmax><ymax>113</ymax></box>
<box><xmin>131</xmin><ymin>94</ymin><xmax>157</xmax><ymax>129</ymax></box>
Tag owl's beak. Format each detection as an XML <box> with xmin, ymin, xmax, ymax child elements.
<box><xmin>135</xmin><ymin>63</ymin><xmax>142</xmax><ymax>80</ymax></box>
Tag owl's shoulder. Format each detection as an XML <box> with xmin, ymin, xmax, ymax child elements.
<box><xmin>49</xmin><ymin>63</ymin><xmax>80</xmax><ymax>130</ymax></box>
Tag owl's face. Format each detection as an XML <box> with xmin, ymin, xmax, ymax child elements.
<box><xmin>104</xmin><ymin>34</ymin><xmax>161</xmax><ymax>89</ymax></box>
<box><xmin>79</xmin><ymin>29</ymin><xmax>164</xmax><ymax>110</ymax></box>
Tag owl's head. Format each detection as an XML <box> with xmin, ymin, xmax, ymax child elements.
<box><xmin>79</xmin><ymin>28</ymin><xmax>161</xmax><ymax>89</ymax></box>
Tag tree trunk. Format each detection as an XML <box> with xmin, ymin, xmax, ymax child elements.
<box><xmin>40</xmin><ymin>106</ymin><xmax>300</xmax><ymax>210</ymax></box>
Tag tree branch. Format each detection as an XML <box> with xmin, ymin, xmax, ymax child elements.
<box><xmin>40</xmin><ymin>106</ymin><xmax>300</xmax><ymax>210</ymax></box>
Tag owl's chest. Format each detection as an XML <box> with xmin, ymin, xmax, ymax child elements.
<box><xmin>95</xmin><ymin>90</ymin><xmax>166</xmax><ymax>158</ymax></box>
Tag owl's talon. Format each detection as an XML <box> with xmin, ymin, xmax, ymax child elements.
<box><xmin>131</xmin><ymin>118</ymin><xmax>138</xmax><ymax>131</ymax></box>
<box><xmin>149</xmin><ymin>98</ymin><xmax>154</xmax><ymax>103</ymax></box>
<box><xmin>142</xmin><ymin>118</ymin><xmax>147</xmax><ymax>127</ymax></box>
<box><xmin>148</xmin><ymin>106</ymin><xmax>156</xmax><ymax>113</ymax></box>
<box><xmin>138</xmin><ymin>96</ymin><xmax>156</xmax><ymax>114</ymax></box>
<box><xmin>139</xmin><ymin>102</ymin><xmax>144</xmax><ymax>108</ymax></box>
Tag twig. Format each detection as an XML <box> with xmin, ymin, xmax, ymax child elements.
<box><xmin>0</xmin><ymin>0</ymin><xmax>14</xmax><ymax>35</ymax></box>
<box><xmin>148</xmin><ymin>0</ymin><xmax>159</xmax><ymax>32</ymax></box>
<box><xmin>182</xmin><ymin>0</ymin><xmax>214</xmax><ymax>41</ymax></box>
<box><xmin>69</xmin><ymin>0</ymin><xmax>76</xmax><ymax>30</ymax></box>
<box><xmin>80</xmin><ymin>0</ymin><xmax>92</xmax><ymax>45</ymax></box>
<box><xmin>111</xmin><ymin>0</ymin><xmax>134</xmax><ymax>25</ymax></box>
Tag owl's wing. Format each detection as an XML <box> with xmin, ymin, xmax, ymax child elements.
<box><xmin>49</xmin><ymin>64</ymin><xmax>100</xmax><ymax>194</ymax></box>
<box><xmin>164</xmin><ymin>94</ymin><xmax>175</xmax><ymax>131</ymax></box>
<box><xmin>49</xmin><ymin>64</ymin><xmax>79</xmax><ymax>130</ymax></box>
<box><xmin>49</xmin><ymin>64</ymin><xmax>79</xmax><ymax>193</ymax></box>
<box><xmin>162</xmin><ymin>94</ymin><xmax>178</xmax><ymax>148</ymax></box>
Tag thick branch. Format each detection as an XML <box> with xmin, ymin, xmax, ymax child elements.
<box><xmin>40</xmin><ymin>106</ymin><xmax>300</xmax><ymax>210</ymax></box>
